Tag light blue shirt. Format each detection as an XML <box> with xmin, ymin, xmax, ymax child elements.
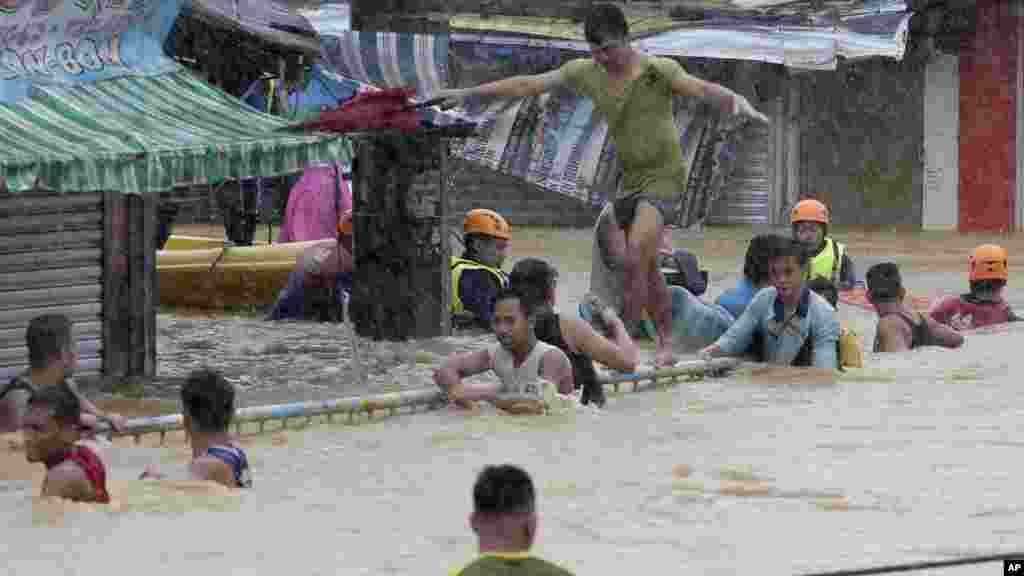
<box><xmin>715</xmin><ymin>277</ymin><xmax>758</xmax><ymax>318</ymax></box>
<box><xmin>715</xmin><ymin>286</ymin><xmax>840</xmax><ymax>369</ymax></box>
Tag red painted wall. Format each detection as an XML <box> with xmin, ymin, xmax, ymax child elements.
<box><xmin>959</xmin><ymin>0</ymin><xmax>1018</xmax><ymax>232</ymax></box>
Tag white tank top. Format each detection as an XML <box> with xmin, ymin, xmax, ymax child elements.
<box><xmin>489</xmin><ymin>340</ymin><xmax>558</xmax><ymax>398</ymax></box>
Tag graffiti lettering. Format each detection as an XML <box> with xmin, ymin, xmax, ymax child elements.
<box><xmin>76</xmin><ymin>38</ymin><xmax>100</xmax><ymax>71</ymax></box>
<box><xmin>66</xmin><ymin>12</ymin><xmax>146</xmax><ymax>39</ymax></box>
<box><xmin>55</xmin><ymin>42</ymin><xmax>80</xmax><ymax>74</ymax></box>
<box><xmin>0</xmin><ymin>33</ymin><xmax>122</xmax><ymax>80</ymax></box>
<box><xmin>21</xmin><ymin>45</ymin><xmax>46</xmax><ymax>75</ymax></box>
<box><xmin>0</xmin><ymin>20</ymin><xmax>47</xmax><ymax>51</ymax></box>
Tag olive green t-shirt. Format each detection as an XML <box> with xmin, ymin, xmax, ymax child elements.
<box><xmin>451</xmin><ymin>552</ymin><xmax>574</xmax><ymax>576</ymax></box>
<box><xmin>559</xmin><ymin>55</ymin><xmax>689</xmax><ymax>201</ymax></box>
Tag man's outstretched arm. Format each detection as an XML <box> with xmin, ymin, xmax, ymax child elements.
<box><xmin>438</xmin><ymin>69</ymin><xmax>569</xmax><ymax>107</ymax></box>
<box><xmin>663</xmin><ymin>60</ymin><xmax>769</xmax><ymax>123</ymax></box>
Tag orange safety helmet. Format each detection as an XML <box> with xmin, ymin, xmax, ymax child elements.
<box><xmin>337</xmin><ymin>209</ymin><xmax>353</xmax><ymax>235</ymax></box>
<box><xmin>463</xmin><ymin>208</ymin><xmax>511</xmax><ymax>240</ymax></box>
<box><xmin>790</xmin><ymin>199</ymin><xmax>829</xmax><ymax>225</ymax></box>
<box><xmin>969</xmin><ymin>244</ymin><xmax>1008</xmax><ymax>282</ymax></box>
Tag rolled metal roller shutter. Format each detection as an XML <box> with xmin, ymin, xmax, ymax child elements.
<box><xmin>0</xmin><ymin>191</ymin><xmax>104</xmax><ymax>382</ymax></box>
<box><xmin>709</xmin><ymin>120</ymin><xmax>772</xmax><ymax>225</ymax></box>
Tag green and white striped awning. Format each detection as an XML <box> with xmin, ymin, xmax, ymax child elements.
<box><xmin>0</xmin><ymin>70</ymin><xmax>351</xmax><ymax>194</ymax></box>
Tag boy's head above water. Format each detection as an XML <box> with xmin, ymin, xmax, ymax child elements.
<box><xmin>492</xmin><ymin>287</ymin><xmax>536</xmax><ymax>353</ymax></box>
<box><xmin>768</xmin><ymin>237</ymin><xmax>809</xmax><ymax>303</ymax></box>
<box><xmin>866</xmin><ymin>262</ymin><xmax>904</xmax><ymax>305</ymax></box>
<box><xmin>471</xmin><ymin>464</ymin><xmax>538</xmax><ymax>552</ymax></box>
<box><xmin>26</xmin><ymin>314</ymin><xmax>76</xmax><ymax>377</ymax></box>
<box><xmin>181</xmin><ymin>368</ymin><xmax>236</xmax><ymax>435</ymax></box>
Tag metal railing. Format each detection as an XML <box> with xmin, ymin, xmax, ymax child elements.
<box><xmin>99</xmin><ymin>358</ymin><xmax>740</xmax><ymax>442</ymax></box>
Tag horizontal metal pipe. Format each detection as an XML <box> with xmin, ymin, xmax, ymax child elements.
<box><xmin>101</xmin><ymin>358</ymin><xmax>740</xmax><ymax>437</ymax></box>
<box><xmin>597</xmin><ymin>358</ymin><xmax>739</xmax><ymax>385</ymax></box>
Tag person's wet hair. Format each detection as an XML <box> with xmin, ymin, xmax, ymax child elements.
<box><xmin>772</xmin><ymin>237</ymin><xmax>811</xmax><ymax>268</ymax></box>
<box><xmin>807</xmin><ymin>277</ymin><xmax>839</xmax><ymax>308</ymax></box>
<box><xmin>28</xmin><ymin>383</ymin><xmax>81</xmax><ymax>426</ymax></box>
<box><xmin>181</xmin><ymin>368</ymin><xmax>236</xmax><ymax>433</ymax></box>
<box><xmin>473</xmin><ymin>464</ymin><xmax>536</xmax><ymax>516</ymax></box>
<box><xmin>743</xmin><ymin>234</ymin><xmax>786</xmax><ymax>285</ymax></box>
<box><xmin>866</xmin><ymin>262</ymin><xmax>903</xmax><ymax>303</ymax></box>
<box><xmin>508</xmin><ymin>259</ymin><xmax>558</xmax><ymax>312</ymax></box>
<box><xmin>26</xmin><ymin>314</ymin><xmax>72</xmax><ymax>370</ymax></box>
<box><xmin>584</xmin><ymin>3</ymin><xmax>629</xmax><ymax>45</ymax></box>
<box><xmin>494</xmin><ymin>287</ymin><xmax>532</xmax><ymax>318</ymax></box>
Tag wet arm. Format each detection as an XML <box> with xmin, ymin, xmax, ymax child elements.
<box><xmin>67</xmin><ymin>384</ymin><xmax>125</xmax><ymax>432</ymax></box>
<box><xmin>927</xmin><ymin>318</ymin><xmax>965</xmax><ymax>348</ymax></box>
<box><xmin>709</xmin><ymin>288</ymin><xmax>773</xmax><ymax>356</ymax></box>
<box><xmin>462</xmin><ymin>69</ymin><xmax>568</xmax><ymax>100</ymax></box>
<box><xmin>663</xmin><ymin>58</ymin><xmax>742</xmax><ymax>114</ymax></box>
<box><xmin>540</xmin><ymin>348</ymin><xmax>575</xmax><ymax>395</ymax></box>
<box><xmin>433</xmin><ymin>349</ymin><xmax>499</xmax><ymax>404</ymax></box>
<box><xmin>927</xmin><ymin>297</ymin><xmax>956</xmax><ymax>325</ymax></box>
<box><xmin>567</xmin><ymin>315</ymin><xmax>638</xmax><ymax>373</ymax></box>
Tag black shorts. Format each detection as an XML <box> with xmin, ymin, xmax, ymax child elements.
<box><xmin>611</xmin><ymin>193</ymin><xmax>678</xmax><ymax>231</ymax></box>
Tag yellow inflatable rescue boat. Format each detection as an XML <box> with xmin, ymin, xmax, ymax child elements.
<box><xmin>157</xmin><ymin>236</ymin><xmax>325</xmax><ymax>309</ymax></box>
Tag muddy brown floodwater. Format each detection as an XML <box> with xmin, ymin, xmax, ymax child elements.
<box><xmin>4</xmin><ymin>225</ymin><xmax>1022</xmax><ymax>575</ymax></box>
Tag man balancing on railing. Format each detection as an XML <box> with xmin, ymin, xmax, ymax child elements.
<box><xmin>436</xmin><ymin>3</ymin><xmax>769</xmax><ymax>366</ymax></box>
<box><xmin>141</xmin><ymin>369</ymin><xmax>252</xmax><ymax>488</ymax></box>
<box><xmin>434</xmin><ymin>287</ymin><xmax>574</xmax><ymax>415</ymax></box>
<box><xmin>0</xmin><ymin>314</ymin><xmax>125</xmax><ymax>435</ymax></box>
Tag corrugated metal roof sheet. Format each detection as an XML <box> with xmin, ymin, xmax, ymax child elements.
<box><xmin>0</xmin><ymin>70</ymin><xmax>351</xmax><ymax>193</ymax></box>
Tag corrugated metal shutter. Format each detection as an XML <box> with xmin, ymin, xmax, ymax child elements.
<box><xmin>0</xmin><ymin>191</ymin><xmax>104</xmax><ymax>382</ymax></box>
<box><xmin>709</xmin><ymin>121</ymin><xmax>773</xmax><ymax>225</ymax></box>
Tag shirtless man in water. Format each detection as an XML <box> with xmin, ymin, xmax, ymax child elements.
<box><xmin>141</xmin><ymin>369</ymin><xmax>252</xmax><ymax>488</ymax></box>
<box><xmin>437</xmin><ymin>3</ymin><xmax>769</xmax><ymax>367</ymax></box>
<box><xmin>23</xmin><ymin>384</ymin><xmax>110</xmax><ymax>503</ymax></box>
<box><xmin>0</xmin><ymin>314</ymin><xmax>125</xmax><ymax>434</ymax></box>
<box><xmin>434</xmin><ymin>287</ymin><xmax>574</xmax><ymax>415</ymax></box>
<box><xmin>867</xmin><ymin>262</ymin><xmax>963</xmax><ymax>353</ymax></box>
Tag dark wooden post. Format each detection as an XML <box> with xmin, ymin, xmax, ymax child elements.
<box><xmin>348</xmin><ymin>131</ymin><xmax>453</xmax><ymax>340</ymax></box>
<box><xmin>103</xmin><ymin>192</ymin><xmax>157</xmax><ymax>382</ymax></box>
<box><xmin>102</xmin><ymin>190</ymin><xmax>126</xmax><ymax>380</ymax></box>
<box><xmin>344</xmin><ymin>4</ymin><xmax>455</xmax><ymax>340</ymax></box>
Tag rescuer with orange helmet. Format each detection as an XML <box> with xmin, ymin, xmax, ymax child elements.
<box><xmin>928</xmin><ymin>244</ymin><xmax>1020</xmax><ymax>330</ymax></box>
<box><xmin>790</xmin><ymin>198</ymin><xmax>859</xmax><ymax>290</ymax></box>
<box><xmin>451</xmin><ymin>209</ymin><xmax>511</xmax><ymax>329</ymax></box>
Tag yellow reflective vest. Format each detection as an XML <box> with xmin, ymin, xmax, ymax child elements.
<box><xmin>807</xmin><ymin>237</ymin><xmax>845</xmax><ymax>284</ymax></box>
<box><xmin>450</xmin><ymin>256</ymin><xmax>508</xmax><ymax>315</ymax></box>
